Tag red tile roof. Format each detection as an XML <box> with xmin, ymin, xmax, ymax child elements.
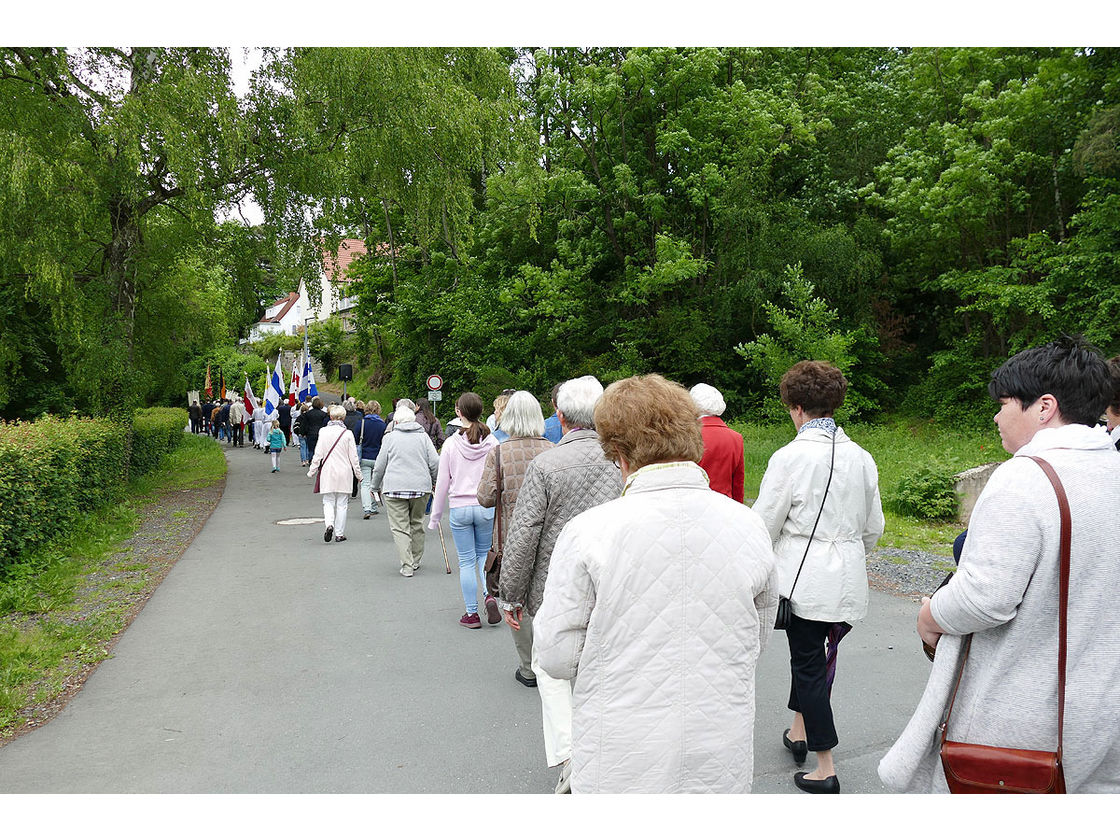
<box><xmin>322</xmin><ymin>238</ymin><xmax>368</xmax><ymax>283</ymax></box>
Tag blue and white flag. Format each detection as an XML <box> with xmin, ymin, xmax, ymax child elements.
<box><xmin>264</xmin><ymin>354</ymin><xmax>285</xmax><ymax>418</ymax></box>
<box><xmin>299</xmin><ymin>343</ymin><xmax>318</xmax><ymax>401</ymax></box>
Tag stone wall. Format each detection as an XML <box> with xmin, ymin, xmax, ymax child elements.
<box><xmin>953</xmin><ymin>463</ymin><xmax>1002</xmax><ymax>525</ymax></box>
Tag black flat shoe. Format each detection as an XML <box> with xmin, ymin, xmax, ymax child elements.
<box><xmin>783</xmin><ymin>729</ymin><xmax>808</xmax><ymax>765</ymax></box>
<box><xmin>794</xmin><ymin>772</ymin><xmax>839</xmax><ymax>794</ymax></box>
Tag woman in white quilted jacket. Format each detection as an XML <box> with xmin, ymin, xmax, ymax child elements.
<box><xmin>752</xmin><ymin>361</ymin><xmax>885</xmax><ymax>794</ymax></box>
<box><xmin>533</xmin><ymin>374</ymin><xmax>779</xmax><ymax>793</ymax></box>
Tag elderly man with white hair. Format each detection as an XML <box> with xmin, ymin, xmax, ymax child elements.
<box><xmin>690</xmin><ymin>383</ymin><xmax>745</xmax><ymax>503</ymax></box>
<box><xmin>498</xmin><ymin>375</ymin><xmax>623</xmax><ymax>793</ymax></box>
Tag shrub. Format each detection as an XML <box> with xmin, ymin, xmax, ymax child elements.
<box><xmin>891</xmin><ymin>464</ymin><xmax>960</xmax><ymax>520</ymax></box>
<box><xmin>0</xmin><ymin>409</ymin><xmax>187</xmax><ymax>574</ymax></box>
<box><xmin>130</xmin><ymin>408</ymin><xmax>189</xmax><ymax>478</ymax></box>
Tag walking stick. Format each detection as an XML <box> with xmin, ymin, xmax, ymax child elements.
<box><xmin>438</xmin><ymin>520</ymin><xmax>451</xmax><ymax>574</ymax></box>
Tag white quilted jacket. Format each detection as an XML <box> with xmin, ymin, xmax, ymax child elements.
<box><xmin>533</xmin><ymin>461</ymin><xmax>780</xmax><ymax>793</ymax></box>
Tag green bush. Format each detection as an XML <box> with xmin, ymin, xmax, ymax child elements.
<box><xmin>130</xmin><ymin>407</ymin><xmax>189</xmax><ymax>478</ymax></box>
<box><xmin>891</xmin><ymin>464</ymin><xmax>960</xmax><ymax>520</ymax></box>
<box><xmin>0</xmin><ymin>409</ymin><xmax>187</xmax><ymax>574</ymax></box>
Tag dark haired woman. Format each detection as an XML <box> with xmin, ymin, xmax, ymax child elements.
<box><xmin>428</xmin><ymin>392</ymin><xmax>500</xmax><ymax>628</ymax></box>
<box><xmin>415</xmin><ymin>397</ymin><xmax>446</xmax><ymax>451</ymax></box>
<box><xmin>752</xmin><ymin>360</ymin><xmax>885</xmax><ymax>793</ymax></box>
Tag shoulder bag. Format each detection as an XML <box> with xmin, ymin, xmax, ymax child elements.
<box><xmin>312</xmin><ymin>428</ymin><xmax>345</xmax><ymax>494</ymax></box>
<box><xmin>484</xmin><ymin>445</ymin><xmax>504</xmax><ymax>596</ymax></box>
<box><xmin>938</xmin><ymin>455</ymin><xmax>1068</xmax><ymax>794</ymax></box>
<box><xmin>775</xmin><ymin>431</ymin><xmax>837</xmax><ymax>630</ymax></box>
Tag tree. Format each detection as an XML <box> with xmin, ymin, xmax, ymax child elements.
<box><xmin>0</xmin><ymin>48</ymin><xmax>263</xmax><ymax>415</ymax></box>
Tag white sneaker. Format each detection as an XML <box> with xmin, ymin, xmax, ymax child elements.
<box><xmin>399</xmin><ymin>567</ymin><xmax>414</xmax><ymax>578</ymax></box>
<box><xmin>554</xmin><ymin>758</ymin><xmax>572</xmax><ymax>794</ymax></box>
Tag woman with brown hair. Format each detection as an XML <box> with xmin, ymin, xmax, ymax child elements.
<box><xmin>428</xmin><ymin>392</ymin><xmax>500</xmax><ymax>628</ymax></box>
<box><xmin>532</xmin><ymin>374</ymin><xmax>779</xmax><ymax>793</ymax></box>
<box><xmin>414</xmin><ymin>397</ymin><xmax>446</xmax><ymax>450</ymax></box>
<box><xmin>752</xmin><ymin>361</ymin><xmax>885</xmax><ymax>794</ymax></box>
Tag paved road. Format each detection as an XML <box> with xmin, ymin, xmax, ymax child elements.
<box><xmin>0</xmin><ymin>441</ymin><xmax>935</xmax><ymax>793</ymax></box>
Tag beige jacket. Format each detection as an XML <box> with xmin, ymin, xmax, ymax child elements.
<box><xmin>476</xmin><ymin>436</ymin><xmax>555</xmax><ymax>546</ymax></box>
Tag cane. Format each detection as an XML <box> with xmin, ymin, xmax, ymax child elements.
<box><xmin>437</xmin><ymin>520</ymin><xmax>451</xmax><ymax>574</ymax></box>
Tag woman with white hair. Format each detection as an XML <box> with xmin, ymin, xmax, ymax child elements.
<box><xmin>477</xmin><ymin>391</ymin><xmax>555</xmax><ymax>687</ymax></box>
<box><xmin>690</xmin><ymin>383</ymin><xmax>746</xmax><ymax>503</ymax></box>
<box><xmin>371</xmin><ymin>402</ymin><xmax>441</xmax><ymax>576</ymax></box>
<box><xmin>307</xmin><ymin>404</ymin><xmax>362</xmax><ymax>543</ymax></box>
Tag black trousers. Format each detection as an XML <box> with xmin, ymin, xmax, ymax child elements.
<box><xmin>231</xmin><ymin>423</ymin><xmax>244</xmax><ymax>447</ymax></box>
<box><xmin>786</xmin><ymin>612</ymin><xmax>839</xmax><ymax>752</ymax></box>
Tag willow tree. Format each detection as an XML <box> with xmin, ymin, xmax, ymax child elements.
<box><xmin>0</xmin><ymin>47</ymin><xmax>259</xmax><ymax>414</ymax></box>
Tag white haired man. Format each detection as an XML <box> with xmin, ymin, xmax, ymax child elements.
<box><xmin>498</xmin><ymin>375</ymin><xmax>623</xmax><ymax>792</ymax></box>
<box><xmin>690</xmin><ymin>383</ymin><xmax>745</xmax><ymax>503</ymax></box>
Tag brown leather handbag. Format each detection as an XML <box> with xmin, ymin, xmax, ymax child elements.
<box><xmin>938</xmin><ymin>455</ymin><xmax>1069</xmax><ymax>794</ymax></box>
<box><xmin>484</xmin><ymin>445</ymin><xmax>503</xmax><ymax>596</ymax></box>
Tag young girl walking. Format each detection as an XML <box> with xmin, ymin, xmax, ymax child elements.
<box><xmin>268</xmin><ymin>420</ymin><xmax>287</xmax><ymax>472</ymax></box>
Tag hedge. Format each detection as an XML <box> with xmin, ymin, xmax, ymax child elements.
<box><xmin>0</xmin><ymin>407</ymin><xmax>188</xmax><ymax>573</ymax></box>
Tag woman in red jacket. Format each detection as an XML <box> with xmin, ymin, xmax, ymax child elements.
<box><xmin>690</xmin><ymin>383</ymin><xmax>745</xmax><ymax>503</ymax></box>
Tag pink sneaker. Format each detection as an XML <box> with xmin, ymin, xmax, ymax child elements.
<box><xmin>459</xmin><ymin>612</ymin><xmax>481</xmax><ymax>629</ymax></box>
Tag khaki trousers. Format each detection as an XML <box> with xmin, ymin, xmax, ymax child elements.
<box><xmin>385</xmin><ymin>495</ymin><xmax>428</xmax><ymax>571</ymax></box>
<box><xmin>511</xmin><ymin>611</ymin><xmax>534</xmax><ymax>680</ymax></box>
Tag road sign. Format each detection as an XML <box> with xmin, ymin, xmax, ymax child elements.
<box><xmin>426</xmin><ymin>374</ymin><xmax>443</xmax><ymax>391</ymax></box>
<box><xmin>428</xmin><ymin>390</ymin><xmax>442</xmax><ymax>402</ymax></box>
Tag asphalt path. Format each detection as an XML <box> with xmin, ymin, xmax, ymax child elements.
<box><xmin>0</xmin><ymin>439</ymin><xmax>936</xmax><ymax>794</ymax></box>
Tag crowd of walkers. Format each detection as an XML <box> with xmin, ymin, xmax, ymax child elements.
<box><xmin>196</xmin><ymin>336</ymin><xmax>1120</xmax><ymax>794</ymax></box>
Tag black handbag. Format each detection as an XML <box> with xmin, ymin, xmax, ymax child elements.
<box><xmin>775</xmin><ymin>430</ymin><xmax>837</xmax><ymax>630</ymax></box>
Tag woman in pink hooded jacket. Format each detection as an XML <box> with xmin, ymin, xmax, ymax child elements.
<box><xmin>428</xmin><ymin>392</ymin><xmax>499</xmax><ymax>629</ymax></box>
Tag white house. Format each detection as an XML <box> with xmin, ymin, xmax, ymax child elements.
<box><xmin>246</xmin><ymin>291</ymin><xmax>305</xmax><ymax>342</ymax></box>
<box><xmin>295</xmin><ymin>237</ymin><xmax>369</xmax><ymax>333</ymax></box>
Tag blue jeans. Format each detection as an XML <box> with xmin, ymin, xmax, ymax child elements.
<box><xmin>299</xmin><ymin>435</ymin><xmax>309</xmax><ymax>463</ymax></box>
<box><xmin>360</xmin><ymin>458</ymin><xmax>380</xmax><ymax>513</ymax></box>
<box><xmin>448</xmin><ymin>505</ymin><xmax>495</xmax><ymax>614</ymax></box>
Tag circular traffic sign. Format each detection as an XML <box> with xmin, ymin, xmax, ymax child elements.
<box><xmin>426</xmin><ymin>374</ymin><xmax>443</xmax><ymax>391</ymax></box>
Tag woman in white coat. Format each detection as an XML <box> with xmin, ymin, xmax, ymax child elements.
<box><xmin>307</xmin><ymin>404</ymin><xmax>362</xmax><ymax>543</ymax></box>
<box><xmin>533</xmin><ymin>374</ymin><xmax>779</xmax><ymax>793</ymax></box>
<box><xmin>753</xmin><ymin>361</ymin><xmax>884</xmax><ymax>794</ymax></box>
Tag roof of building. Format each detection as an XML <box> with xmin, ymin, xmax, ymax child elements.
<box><xmin>258</xmin><ymin>291</ymin><xmax>299</xmax><ymax>324</ymax></box>
<box><xmin>322</xmin><ymin>238</ymin><xmax>368</xmax><ymax>283</ymax></box>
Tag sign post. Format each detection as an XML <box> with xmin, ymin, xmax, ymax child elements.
<box><xmin>426</xmin><ymin>374</ymin><xmax>443</xmax><ymax>403</ymax></box>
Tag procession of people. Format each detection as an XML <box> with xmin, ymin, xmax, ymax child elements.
<box><xmin>195</xmin><ymin>336</ymin><xmax>1120</xmax><ymax>794</ymax></box>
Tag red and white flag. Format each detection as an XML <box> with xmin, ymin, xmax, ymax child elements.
<box><xmin>204</xmin><ymin>365</ymin><xmax>212</xmax><ymax>398</ymax></box>
<box><xmin>243</xmin><ymin>376</ymin><xmax>259</xmax><ymax>415</ymax></box>
<box><xmin>288</xmin><ymin>353</ymin><xmax>300</xmax><ymax>406</ymax></box>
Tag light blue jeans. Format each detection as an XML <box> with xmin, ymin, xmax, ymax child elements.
<box><xmin>299</xmin><ymin>435</ymin><xmax>309</xmax><ymax>463</ymax></box>
<box><xmin>359</xmin><ymin>458</ymin><xmax>380</xmax><ymax>513</ymax></box>
<box><xmin>449</xmin><ymin>505</ymin><xmax>495</xmax><ymax>615</ymax></box>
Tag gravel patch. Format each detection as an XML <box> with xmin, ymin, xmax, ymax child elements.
<box><xmin>867</xmin><ymin>548</ymin><xmax>957</xmax><ymax>601</ymax></box>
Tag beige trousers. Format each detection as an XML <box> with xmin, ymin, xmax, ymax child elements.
<box><xmin>532</xmin><ymin>631</ymin><xmax>573</xmax><ymax>768</ymax></box>
<box><xmin>511</xmin><ymin>611</ymin><xmax>534</xmax><ymax>680</ymax></box>
<box><xmin>384</xmin><ymin>495</ymin><xmax>428</xmax><ymax>571</ymax></box>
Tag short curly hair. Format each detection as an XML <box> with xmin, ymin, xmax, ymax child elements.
<box><xmin>595</xmin><ymin>374</ymin><xmax>704</xmax><ymax>471</ymax></box>
<box><xmin>779</xmin><ymin>361</ymin><xmax>847</xmax><ymax>417</ymax></box>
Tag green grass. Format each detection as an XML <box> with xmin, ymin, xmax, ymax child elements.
<box><xmin>0</xmin><ymin>432</ymin><xmax>226</xmax><ymax>736</ymax></box>
<box><xmin>731</xmin><ymin>417</ymin><xmax>1008</xmax><ymax>556</ymax></box>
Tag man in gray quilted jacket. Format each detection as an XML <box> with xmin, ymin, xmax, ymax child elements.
<box><xmin>498</xmin><ymin>375</ymin><xmax>623</xmax><ymax>793</ymax></box>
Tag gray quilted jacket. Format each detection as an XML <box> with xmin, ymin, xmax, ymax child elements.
<box><xmin>498</xmin><ymin>429</ymin><xmax>622</xmax><ymax>614</ymax></box>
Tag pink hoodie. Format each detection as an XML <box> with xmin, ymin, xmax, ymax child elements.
<box><xmin>427</xmin><ymin>429</ymin><xmax>498</xmax><ymax>527</ymax></box>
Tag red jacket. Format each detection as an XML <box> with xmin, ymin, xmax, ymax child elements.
<box><xmin>698</xmin><ymin>416</ymin><xmax>745</xmax><ymax>503</ymax></box>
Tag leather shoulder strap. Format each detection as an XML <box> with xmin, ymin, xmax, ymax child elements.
<box><xmin>940</xmin><ymin>455</ymin><xmax>1069</xmax><ymax>757</ymax></box>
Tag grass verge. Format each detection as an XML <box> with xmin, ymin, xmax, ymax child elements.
<box><xmin>0</xmin><ymin>433</ymin><xmax>226</xmax><ymax>741</ymax></box>
<box><xmin>732</xmin><ymin>417</ymin><xmax>1007</xmax><ymax>556</ymax></box>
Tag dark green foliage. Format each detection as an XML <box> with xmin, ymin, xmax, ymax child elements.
<box><xmin>891</xmin><ymin>464</ymin><xmax>961</xmax><ymax>520</ymax></box>
<box><xmin>0</xmin><ymin>409</ymin><xmax>187</xmax><ymax>574</ymax></box>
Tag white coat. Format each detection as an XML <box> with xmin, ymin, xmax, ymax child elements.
<box><xmin>752</xmin><ymin>426</ymin><xmax>884</xmax><ymax>623</ymax></box>
<box><xmin>307</xmin><ymin>421</ymin><xmax>361</xmax><ymax>494</ymax></box>
<box><xmin>533</xmin><ymin>461</ymin><xmax>780</xmax><ymax>793</ymax></box>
